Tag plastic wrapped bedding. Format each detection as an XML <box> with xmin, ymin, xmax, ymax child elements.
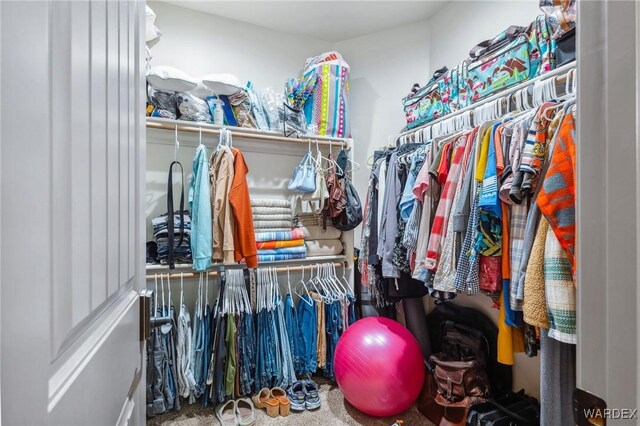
<box><xmin>147</xmin><ymin>86</ymin><xmax>177</xmax><ymax>119</ymax></box>
<box><xmin>176</xmin><ymin>92</ymin><xmax>212</xmax><ymax>122</ymax></box>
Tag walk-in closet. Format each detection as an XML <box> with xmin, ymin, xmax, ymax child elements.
<box><xmin>1</xmin><ymin>1</ymin><xmax>638</xmax><ymax>426</ymax></box>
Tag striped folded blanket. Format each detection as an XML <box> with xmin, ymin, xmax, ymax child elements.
<box><xmin>252</xmin><ymin>206</ymin><xmax>292</xmax><ymax>215</ymax></box>
<box><xmin>257</xmin><ymin>246</ymin><xmax>306</xmax><ymax>256</ymax></box>
<box><xmin>252</xmin><ymin>214</ymin><xmax>292</xmax><ymax>222</ymax></box>
<box><xmin>255</xmin><ymin>229</ymin><xmax>304</xmax><ymax>242</ymax></box>
<box><xmin>254</xmin><ymin>228</ymin><xmax>295</xmax><ymax>233</ymax></box>
<box><xmin>258</xmin><ymin>252</ymin><xmax>306</xmax><ymax>262</ymax></box>
<box><xmin>251</xmin><ymin>198</ymin><xmax>291</xmax><ymax>208</ymax></box>
<box><xmin>257</xmin><ymin>239</ymin><xmax>304</xmax><ymax>250</ymax></box>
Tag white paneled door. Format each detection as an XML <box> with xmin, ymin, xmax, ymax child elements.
<box><xmin>1</xmin><ymin>1</ymin><xmax>146</xmax><ymax>425</ymax></box>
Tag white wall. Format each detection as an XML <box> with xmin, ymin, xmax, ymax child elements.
<box><xmin>429</xmin><ymin>0</ymin><xmax>542</xmax><ymax>68</ymax></box>
<box><xmin>334</xmin><ymin>20</ymin><xmax>431</xmax><ymax>233</ymax></box>
<box><xmin>147</xmin><ymin>1</ymin><xmax>330</xmax><ymax>90</ymax></box>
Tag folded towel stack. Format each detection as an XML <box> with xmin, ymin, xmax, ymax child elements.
<box><xmin>298</xmin><ymin>224</ymin><xmax>343</xmax><ymax>257</ymax></box>
<box><xmin>251</xmin><ymin>199</ymin><xmax>305</xmax><ymax>262</ymax></box>
<box><xmin>251</xmin><ymin>198</ymin><xmax>294</xmax><ymax>232</ymax></box>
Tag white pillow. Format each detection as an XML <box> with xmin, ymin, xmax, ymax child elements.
<box><xmin>145</xmin><ymin>5</ymin><xmax>161</xmax><ymax>43</ymax></box>
<box><xmin>147</xmin><ymin>66</ymin><xmax>197</xmax><ymax>92</ymax></box>
<box><xmin>189</xmin><ymin>82</ymin><xmax>216</xmax><ymax>100</ymax></box>
<box><xmin>202</xmin><ymin>73</ymin><xmax>243</xmax><ymax>96</ymax></box>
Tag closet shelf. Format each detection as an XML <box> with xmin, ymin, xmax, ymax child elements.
<box><xmin>145</xmin><ymin>255</ymin><xmax>348</xmax><ymax>278</ymax></box>
<box><xmin>147</xmin><ymin>117</ymin><xmax>352</xmax><ymax>149</ymax></box>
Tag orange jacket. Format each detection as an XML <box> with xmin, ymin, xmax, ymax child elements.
<box><xmin>229</xmin><ymin>149</ymin><xmax>257</xmax><ymax>268</ymax></box>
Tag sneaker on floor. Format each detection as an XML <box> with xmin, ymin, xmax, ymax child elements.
<box><xmin>286</xmin><ymin>382</ymin><xmax>306</xmax><ymax>412</ymax></box>
<box><xmin>303</xmin><ymin>379</ymin><xmax>320</xmax><ymax>410</ymax></box>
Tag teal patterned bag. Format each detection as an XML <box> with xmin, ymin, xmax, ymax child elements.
<box><xmin>402</xmin><ymin>67</ymin><xmax>449</xmax><ymax>129</ymax></box>
<box><xmin>466</xmin><ymin>26</ymin><xmax>532</xmax><ymax>103</ymax></box>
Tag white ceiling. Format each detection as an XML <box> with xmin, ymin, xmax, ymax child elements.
<box><xmin>160</xmin><ymin>1</ymin><xmax>447</xmax><ymax>42</ymax></box>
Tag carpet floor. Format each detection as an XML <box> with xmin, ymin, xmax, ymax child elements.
<box><xmin>147</xmin><ymin>378</ymin><xmax>433</xmax><ymax>426</ymax></box>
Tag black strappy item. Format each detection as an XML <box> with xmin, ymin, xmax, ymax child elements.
<box><xmin>167</xmin><ymin>161</ymin><xmax>185</xmax><ymax>270</ymax></box>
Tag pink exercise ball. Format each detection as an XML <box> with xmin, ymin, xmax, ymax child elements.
<box><xmin>334</xmin><ymin>317</ymin><xmax>425</xmax><ymax>417</ymax></box>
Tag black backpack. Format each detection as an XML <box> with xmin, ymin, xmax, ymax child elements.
<box><xmin>332</xmin><ymin>177</ymin><xmax>363</xmax><ymax>231</ymax></box>
<box><xmin>426</xmin><ymin>303</ymin><xmax>513</xmax><ymax>399</ymax></box>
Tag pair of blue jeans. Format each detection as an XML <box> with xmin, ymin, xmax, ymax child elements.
<box><xmin>297</xmin><ymin>294</ymin><xmax>317</xmax><ymax>374</ymax></box>
<box><xmin>284</xmin><ymin>294</ymin><xmax>308</xmax><ymax>375</ymax></box>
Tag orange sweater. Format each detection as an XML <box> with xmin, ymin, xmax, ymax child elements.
<box><xmin>229</xmin><ymin>149</ymin><xmax>258</xmax><ymax>268</ymax></box>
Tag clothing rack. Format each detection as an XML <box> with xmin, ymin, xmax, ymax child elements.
<box><xmin>395</xmin><ymin>60</ymin><xmax>576</xmax><ymax>141</ymax></box>
<box><xmin>147</xmin><ymin>117</ymin><xmax>352</xmax><ymax>150</ymax></box>
<box><xmin>145</xmin><ymin>261</ymin><xmax>346</xmax><ymax>280</ymax></box>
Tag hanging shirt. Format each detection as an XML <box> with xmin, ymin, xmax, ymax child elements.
<box><xmin>425</xmin><ymin>134</ymin><xmax>468</xmax><ymax>271</ymax></box>
<box><xmin>229</xmin><ymin>148</ymin><xmax>258</xmax><ymax>268</ymax></box>
<box><xmin>537</xmin><ymin>113</ymin><xmax>576</xmax><ymax>276</ymax></box>
<box><xmin>189</xmin><ymin>145</ymin><xmax>213</xmax><ymax>271</ymax></box>
<box><xmin>210</xmin><ymin>147</ymin><xmax>236</xmax><ymax>263</ymax></box>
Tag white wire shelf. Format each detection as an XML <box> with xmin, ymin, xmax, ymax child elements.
<box><xmin>145</xmin><ymin>255</ymin><xmax>349</xmax><ymax>279</ymax></box>
<box><xmin>146</xmin><ymin>117</ymin><xmax>352</xmax><ymax>149</ymax></box>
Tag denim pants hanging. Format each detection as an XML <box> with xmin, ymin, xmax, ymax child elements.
<box><xmin>276</xmin><ymin>300</ymin><xmax>296</xmax><ymax>388</ymax></box>
<box><xmin>284</xmin><ymin>294</ymin><xmax>308</xmax><ymax>375</ymax></box>
<box><xmin>297</xmin><ymin>295</ymin><xmax>317</xmax><ymax>374</ymax></box>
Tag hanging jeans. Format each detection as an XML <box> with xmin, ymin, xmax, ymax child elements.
<box><xmin>297</xmin><ymin>295</ymin><xmax>317</xmax><ymax>374</ymax></box>
<box><xmin>324</xmin><ymin>301</ymin><xmax>341</xmax><ymax>380</ymax></box>
<box><xmin>276</xmin><ymin>300</ymin><xmax>296</xmax><ymax>389</ymax></box>
<box><xmin>200</xmin><ymin>306</ymin><xmax>212</xmax><ymax>406</ymax></box>
<box><xmin>284</xmin><ymin>294</ymin><xmax>308</xmax><ymax>375</ymax></box>
<box><xmin>214</xmin><ymin>315</ymin><xmax>228</xmax><ymax>403</ymax></box>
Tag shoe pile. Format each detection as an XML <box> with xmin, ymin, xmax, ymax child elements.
<box><xmin>252</xmin><ymin>387</ymin><xmax>291</xmax><ymax>418</ymax></box>
<box><xmin>286</xmin><ymin>379</ymin><xmax>321</xmax><ymax>412</ymax></box>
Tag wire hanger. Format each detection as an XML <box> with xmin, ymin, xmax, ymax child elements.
<box><xmin>174</xmin><ymin>125</ymin><xmax>180</xmax><ymax>162</ymax></box>
<box><xmin>295</xmin><ymin>266</ymin><xmax>313</xmax><ymax>306</ymax></box>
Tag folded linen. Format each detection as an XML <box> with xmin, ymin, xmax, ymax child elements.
<box><xmin>255</xmin><ymin>229</ymin><xmax>304</xmax><ymax>242</ymax></box>
<box><xmin>256</xmin><ymin>239</ymin><xmax>304</xmax><ymax>250</ymax></box>
<box><xmin>298</xmin><ymin>225</ymin><xmax>341</xmax><ymax>241</ymax></box>
<box><xmin>258</xmin><ymin>252</ymin><xmax>306</xmax><ymax>262</ymax></box>
<box><xmin>252</xmin><ymin>214</ymin><xmax>293</xmax><ymax>222</ymax></box>
<box><xmin>253</xmin><ymin>220</ymin><xmax>294</xmax><ymax>229</ymax></box>
<box><xmin>251</xmin><ymin>206</ymin><xmax>292</xmax><ymax>215</ymax></box>
<box><xmin>251</xmin><ymin>198</ymin><xmax>291</xmax><ymax>208</ymax></box>
<box><xmin>305</xmin><ymin>239</ymin><xmax>343</xmax><ymax>257</ymax></box>
<box><xmin>257</xmin><ymin>245</ymin><xmax>306</xmax><ymax>256</ymax></box>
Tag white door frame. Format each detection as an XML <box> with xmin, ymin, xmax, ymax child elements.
<box><xmin>577</xmin><ymin>0</ymin><xmax>639</xmax><ymax>420</ymax></box>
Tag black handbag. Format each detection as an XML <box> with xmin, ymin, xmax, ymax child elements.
<box><xmin>466</xmin><ymin>390</ymin><xmax>540</xmax><ymax>426</ymax></box>
<box><xmin>554</xmin><ymin>28</ymin><xmax>575</xmax><ymax>68</ymax></box>
<box><xmin>332</xmin><ymin>176</ymin><xmax>363</xmax><ymax>231</ymax></box>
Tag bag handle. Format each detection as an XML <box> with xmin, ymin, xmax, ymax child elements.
<box><xmin>430</xmin><ymin>66</ymin><xmax>448</xmax><ymax>83</ymax></box>
<box><xmin>167</xmin><ymin>161</ymin><xmax>185</xmax><ymax>270</ymax></box>
<box><xmin>469</xmin><ymin>25</ymin><xmax>527</xmax><ymax>59</ymax></box>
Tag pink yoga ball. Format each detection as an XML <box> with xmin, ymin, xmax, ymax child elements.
<box><xmin>334</xmin><ymin>317</ymin><xmax>425</xmax><ymax>417</ymax></box>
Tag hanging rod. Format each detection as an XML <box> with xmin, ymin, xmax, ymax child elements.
<box><xmin>395</xmin><ymin>60</ymin><xmax>576</xmax><ymax>139</ymax></box>
<box><xmin>147</xmin><ymin>117</ymin><xmax>352</xmax><ymax>149</ymax></box>
<box><xmin>145</xmin><ymin>261</ymin><xmax>346</xmax><ymax>280</ymax></box>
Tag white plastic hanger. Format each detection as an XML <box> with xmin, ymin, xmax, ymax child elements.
<box><xmin>174</xmin><ymin>125</ymin><xmax>180</xmax><ymax>162</ymax></box>
<box><xmin>295</xmin><ymin>266</ymin><xmax>313</xmax><ymax>306</ymax></box>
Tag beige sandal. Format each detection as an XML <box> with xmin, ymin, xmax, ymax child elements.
<box><xmin>252</xmin><ymin>388</ymin><xmax>279</xmax><ymax>418</ymax></box>
<box><xmin>270</xmin><ymin>387</ymin><xmax>291</xmax><ymax>417</ymax></box>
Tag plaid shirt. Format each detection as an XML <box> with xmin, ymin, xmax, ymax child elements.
<box><xmin>425</xmin><ymin>135</ymin><xmax>468</xmax><ymax>270</ymax></box>
<box><xmin>509</xmin><ymin>200</ymin><xmax>530</xmax><ymax>310</ymax></box>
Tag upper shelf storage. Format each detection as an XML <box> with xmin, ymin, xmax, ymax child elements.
<box><xmin>146</xmin><ymin>117</ymin><xmax>352</xmax><ymax>150</ymax></box>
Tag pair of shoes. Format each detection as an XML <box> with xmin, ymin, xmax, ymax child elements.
<box><xmin>216</xmin><ymin>398</ymin><xmax>256</xmax><ymax>426</ymax></box>
<box><xmin>287</xmin><ymin>379</ymin><xmax>320</xmax><ymax>411</ymax></box>
<box><xmin>252</xmin><ymin>387</ymin><xmax>290</xmax><ymax>417</ymax></box>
